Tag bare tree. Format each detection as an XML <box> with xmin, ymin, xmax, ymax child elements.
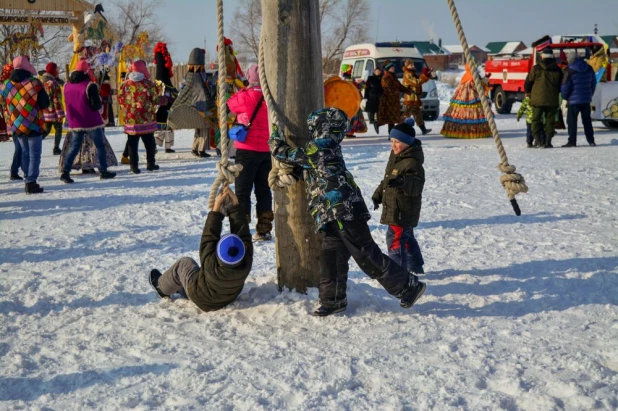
<box><xmin>230</xmin><ymin>0</ymin><xmax>370</xmax><ymax>73</ymax></box>
<box><xmin>321</xmin><ymin>0</ymin><xmax>370</xmax><ymax>74</ymax></box>
<box><xmin>229</xmin><ymin>0</ymin><xmax>262</xmax><ymax>61</ymax></box>
<box><xmin>107</xmin><ymin>0</ymin><xmax>167</xmax><ymax>55</ymax></box>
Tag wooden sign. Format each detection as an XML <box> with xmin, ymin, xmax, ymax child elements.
<box><xmin>0</xmin><ymin>14</ymin><xmax>77</xmax><ymax>26</ymax></box>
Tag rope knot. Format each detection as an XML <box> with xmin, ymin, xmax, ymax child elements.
<box><xmin>269</xmin><ymin>159</ymin><xmax>298</xmax><ymax>190</ymax></box>
<box><xmin>498</xmin><ymin>163</ymin><xmax>528</xmax><ymax>200</ymax></box>
<box><xmin>217</xmin><ymin>161</ymin><xmax>243</xmax><ymax>185</ymax></box>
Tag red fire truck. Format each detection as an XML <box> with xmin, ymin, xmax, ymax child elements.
<box><xmin>485</xmin><ymin>42</ymin><xmax>616</xmax><ymax>127</ymax></box>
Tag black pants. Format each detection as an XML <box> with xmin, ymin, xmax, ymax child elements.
<box><xmin>107</xmin><ymin>101</ymin><xmax>115</xmax><ymax>127</ymax></box>
<box><xmin>234</xmin><ymin>149</ymin><xmax>272</xmax><ymax>218</ymax></box>
<box><xmin>127</xmin><ymin>133</ymin><xmax>156</xmax><ymax>169</ymax></box>
<box><xmin>526</xmin><ymin>123</ymin><xmax>545</xmax><ymax>145</ymax></box>
<box><xmin>319</xmin><ymin>220</ymin><xmax>410</xmax><ymax>307</ymax></box>
<box><xmin>567</xmin><ymin>103</ymin><xmax>595</xmax><ymax>145</ymax></box>
<box><xmin>367</xmin><ymin>111</ymin><xmax>376</xmax><ymax>124</ymax></box>
<box><xmin>42</xmin><ymin>122</ymin><xmax>63</xmax><ymax>149</ymax></box>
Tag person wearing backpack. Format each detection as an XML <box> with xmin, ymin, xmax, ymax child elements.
<box><xmin>227</xmin><ymin>64</ymin><xmax>273</xmax><ymax>241</ymax></box>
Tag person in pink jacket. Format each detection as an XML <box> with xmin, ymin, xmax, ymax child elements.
<box><xmin>227</xmin><ymin>64</ymin><xmax>273</xmax><ymax>241</ymax></box>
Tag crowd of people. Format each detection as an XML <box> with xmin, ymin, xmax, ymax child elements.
<box><xmin>523</xmin><ymin>48</ymin><xmax>598</xmax><ymax>148</ymax></box>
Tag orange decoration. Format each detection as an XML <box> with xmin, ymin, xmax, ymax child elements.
<box><xmin>324</xmin><ymin>78</ymin><xmax>361</xmax><ymax>119</ymax></box>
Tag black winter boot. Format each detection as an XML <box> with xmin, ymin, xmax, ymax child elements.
<box><xmin>147</xmin><ymin>164</ymin><xmax>160</xmax><ymax>171</ymax></box>
<box><xmin>255</xmin><ymin>210</ymin><xmax>274</xmax><ymax>241</ymax></box>
<box><xmin>100</xmin><ymin>171</ymin><xmax>116</xmax><ymax>179</ymax></box>
<box><xmin>25</xmin><ymin>182</ymin><xmax>44</xmax><ymax>195</ymax></box>
<box><xmin>149</xmin><ymin>269</ymin><xmax>168</xmax><ymax>299</ymax></box>
<box><xmin>399</xmin><ymin>274</ymin><xmax>426</xmax><ymax>308</ymax></box>
<box><xmin>10</xmin><ymin>174</ymin><xmax>23</xmax><ymax>181</ymax></box>
<box><xmin>313</xmin><ymin>300</ymin><xmax>347</xmax><ymax>317</ymax></box>
<box><xmin>420</xmin><ymin>125</ymin><xmax>432</xmax><ymax>135</ymax></box>
<box><xmin>60</xmin><ymin>172</ymin><xmax>74</xmax><ymax>184</ymax></box>
<box><xmin>52</xmin><ymin>147</ymin><xmax>61</xmax><ymax>155</ymax></box>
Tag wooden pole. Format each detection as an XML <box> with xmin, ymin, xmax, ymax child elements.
<box><xmin>261</xmin><ymin>0</ymin><xmax>324</xmax><ymax>292</ymax></box>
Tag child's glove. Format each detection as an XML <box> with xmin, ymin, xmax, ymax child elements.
<box><xmin>387</xmin><ymin>177</ymin><xmax>404</xmax><ymax>188</ymax></box>
<box><xmin>372</xmin><ymin>198</ymin><xmax>380</xmax><ymax>210</ymax></box>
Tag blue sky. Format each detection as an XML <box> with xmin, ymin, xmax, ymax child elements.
<box><xmin>154</xmin><ymin>0</ymin><xmax>618</xmax><ymax>62</ymax></box>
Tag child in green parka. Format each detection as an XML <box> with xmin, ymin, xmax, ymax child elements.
<box><xmin>372</xmin><ymin>119</ymin><xmax>425</xmax><ymax>274</ymax></box>
<box><xmin>517</xmin><ymin>96</ymin><xmax>546</xmax><ymax>148</ymax></box>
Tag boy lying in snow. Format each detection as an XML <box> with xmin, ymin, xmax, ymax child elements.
<box><xmin>149</xmin><ymin>187</ymin><xmax>254</xmax><ymax>311</ymax></box>
<box><xmin>269</xmin><ymin>107</ymin><xmax>426</xmax><ymax>316</ymax></box>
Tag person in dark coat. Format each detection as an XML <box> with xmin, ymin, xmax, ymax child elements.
<box><xmin>364</xmin><ymin>68</ymin><xmax>383</xmax><ymax>133</ymax></box>
<box><xmin>560</xmin><ymin>51</ymin><xmax>597</xmax><ymax>147</ymax></box>
<box><xmin>372</xmin><ymin>120</ymin><xmax>425</xmax><ymax>274</ymax></box>
<box><xmin>153</xmin><ymin>42</ymin><xmax>177</xmax><ymax>153</ymax></box>
<box><xmin>524</xmin><ymin>48</ymin><xmax>563</xmax><ymax>148</ymax></box>
<box><xmin>269</xmin><ymin>107</ymin><xmax>426</xmax><ymax>316</ymax></box>
<box><xmin>149</xmin><ymin>187</ymin><xmax>254</xmax><ymax>312</ymax></box>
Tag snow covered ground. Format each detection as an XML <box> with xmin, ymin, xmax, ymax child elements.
<box><xmin>1</xmin><ymin>114</ymin><xmax>618</xmax><ymax>410</ymax></box>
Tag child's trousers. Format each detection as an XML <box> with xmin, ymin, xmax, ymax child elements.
<box><xmin>158</xmin><ymin>257</ymin><xmax>200</xmax><ymax>296</ymax></box>
<box><xmin>319</xmin><ymin>220</ymin><xmax>412</xmax><ymax>308</ymax></box>
<box><xmin>386</xmin><ymin>225</ymin><xmax>424</xmax><ymax>273</ymax></box>
<box><xmin>526</xmin><ymin>123</ymin><xmax>546</xmax><ymax>145</ymax></box>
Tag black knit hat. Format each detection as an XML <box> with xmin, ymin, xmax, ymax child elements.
<box><xmin>188</xmin><ymin>48</ymin><xmax>205</xmax><ymax>66</ymax></box>
<box><xmin>389</xmin><ymin>121</ymin><xmax>416</xmax><ymax>145</ymax></box>
<box><xmin>155</xmin><ymin>51</ymin><xmax>171</xmax><ymax>85</ymax></box>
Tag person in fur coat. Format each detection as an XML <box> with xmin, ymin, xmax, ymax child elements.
<box><xmin>402</xmin><ymin>59</ymin><xmax>432</xmax><ymax>135</ymax></box>
<box><xmin>377</xmin><ymin>62</ymin><xmax>411</xmax><ymax>134</ymax></box>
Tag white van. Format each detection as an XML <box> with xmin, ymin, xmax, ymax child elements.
<box><xmin>341</xmin><ymin>42</ymin><xmax>440</xmax><ymax>120</ymax></box>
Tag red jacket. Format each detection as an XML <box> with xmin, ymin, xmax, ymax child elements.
<box><xmin>227</xmin><ymin>86</ymin><xmax>269</xmax><ymax>152</ymax></box>
<box><xmin>118</xmin><ymin>73</ymin><xmax>162</xmax><ymax>135</ymax></box>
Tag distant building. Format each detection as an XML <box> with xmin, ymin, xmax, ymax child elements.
<box><xmin>486</xmin><ymin>41</ymin><xmax>527</xmax><ymax>58</ymax></box>
<box><xmin>413</xmin><ymin>40</ymin><xmax>451</xmax><ymax>71</ymax></box>
<box><xmin>443</xmin><ymin>44</ymin><xmax>489</xmax><ymax>66</ymax></box>
<box><xmin>600</xmin><ymin>35</ymin><xmax>618</xmax><ymax>48</ymax></box>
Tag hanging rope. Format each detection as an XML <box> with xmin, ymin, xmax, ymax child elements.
<box><xmin>446</xmin><ymin>0</ymin><xmax>528</xmax><ymax>215</ymax></box>
<box><xmin>207</xmin><ymin>0</ymin><xmax>244</xmax><ymax>209</ymax></box>
<box><xmin>257</xmin><ymin>27</ymin><xmax>299</xmax><ymax>190</ymax></box>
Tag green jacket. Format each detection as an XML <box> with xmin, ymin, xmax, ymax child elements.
<box><xmin>517</xmin><ymin>97</ymin><xmax>533</xmax><ymax>124</ymax></box>
<box><xmin>372</xmin><ymin>140</ymin><xmax>425</xmax><ymax>227</ymax></box>
<box><xmin>187</xmin><ymin>205</ymin><xmax>253</xmax><ymax>312</ymax></box>
<box><xmin>524</xmin><ymin>58</ymin><xmax>563</xmax><ymax>107</ymax></box>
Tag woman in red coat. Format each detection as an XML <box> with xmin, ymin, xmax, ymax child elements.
<box><xmin>227</xmin><ymin>64</ymin><xmax>273</xmax><ymax>241</ymax></box>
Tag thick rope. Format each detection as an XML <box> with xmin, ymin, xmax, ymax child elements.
<box><xmin>446</xmin><ymin>0</ymin><xmax>528</xmax><ymax>213</ymax></box>
<box><xmin>258</xmin><ymin>26</ymin><xmax>298</xmax><ymax>190</ymax></box>
<box><xmin>207</xmin><ymin>0</ymin><xmax>243</xmax><ymax>209</ymax></box>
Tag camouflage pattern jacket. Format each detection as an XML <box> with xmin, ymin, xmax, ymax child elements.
<box><xmin>269</xmin><ymin>107</ymin><xmax>370</xmax><ymax>232</ymax></box>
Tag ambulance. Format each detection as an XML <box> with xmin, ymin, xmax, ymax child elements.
<box><xmin>341</xmin><ymin>42</ymin><xmax>440</xmax><ymax>121</ymax></box>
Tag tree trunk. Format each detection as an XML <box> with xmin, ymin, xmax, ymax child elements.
<box><xmin>261</xmin><ymin>0</ymin><xmax>324</xmax><ymax>293</ymax></box>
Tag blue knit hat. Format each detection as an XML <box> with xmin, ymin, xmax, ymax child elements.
<box><xmin>389</xmin><ymin>120</ymin><xmax>416</xmax><ymax>146</ymax></box>
<box><xmin>216</xmin><ymin>234</ymin><xmax>245</xmax><ymax>267</ymax></box>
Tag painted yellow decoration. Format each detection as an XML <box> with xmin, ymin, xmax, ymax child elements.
<box><xmin>324</xmin><ymin>78</ymin><xmax>361</xmax><ymax>119</ymax></box>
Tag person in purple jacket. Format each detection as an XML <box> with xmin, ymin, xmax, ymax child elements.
<box><xmin>227</xmin><ymin>64</ymin><xmax>273</xmax><ymax>241</ymax></box>
<box><xmin>60</xmin><ymin>59</ymin><xmax>116</xmax><ymax>183</ymax></box>
<box><xmin>561</xmin><ymin>51</ymin><xmax>597</xmax><ymax>147</ymax></box>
